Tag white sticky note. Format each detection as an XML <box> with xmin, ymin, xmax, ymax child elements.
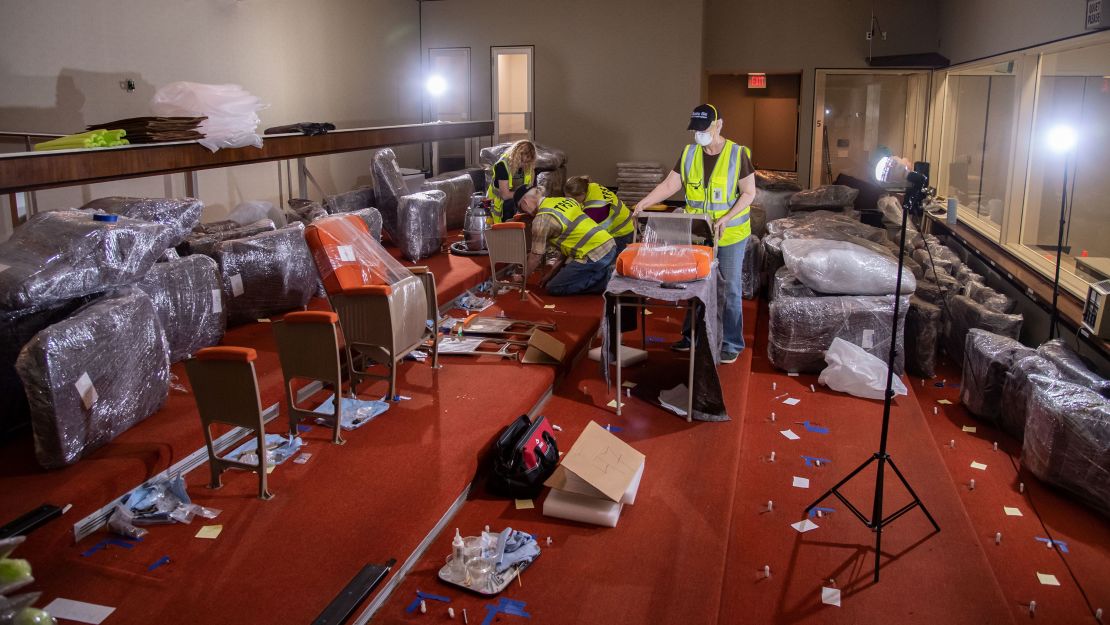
<box><xmin>514</xmin><ymin>499</ymin><xmax>535</xmax><ymax>510</ymax></box>
<box><xmin>229</xmin><ymin>274</ymin><xmax>244</xmax><ymax>297</ymax></box>
<box><xmin>337</xmin><ymin>245</ymin><xmax>356</xmax><ymax>262</ymax></box>
<box><xmin>792</xmin><ymin>476</ymin><xmax>810</xmax><ymax>489</ymax></box>
<box><xmin>644</xmin><ymin>310</ymin><xmax>653</xmax><ymax>315</ymax></box>
<box><xmin>1004</xmin><ymin>506</ymin><xmax>1023</xmax><ymax>517</ymax></box>
<box><xmin>1036</xmin><ymin>572</ymin><xmax>1060</xmax><ymax>586</ymax></box>
<box><xmin>257</xmin><ymin>318</ymin><xmax>271</xmax><ymax>323</ymax></box>
<box><xmin>937</xmin><ymin>399</ymin><xmax>953</xmax><ymax>405</ymax></box>
<box><xmin>606</xmin><ymin>399</ymin><xmax>623</xmax><ymax>409</ymax></box>
<box><xmin>544</xmin><ymin>304</ymin><xmax>556</xmax><ymax>309</ymax></box>
<box><xmin>861</xmin><ymin>329</ymin><xmax>875</xmax><ymax>349</ymax></box>
<box><xmin>962</xmin><ymin>425</ymin><xmax>977</xmax><ymax>433</ymax></box>
<box><xmin>211</xmin><ymin>289</ymin><xmax>222</xmax><ymax>314</ymax></box>
<box><xmin>821</xmin><ymin>587</ymin><xmax>842</xmax><ymax>607</ymax></box>
<box><xmin>75</xmin><ymin>372</ymin><xmax>98</xmax><ymax>409</ymax></box>
<box><xmin>780</xmin><ymin>429</ymin><xmax>800</xmax><ymax>441</ymax></box>
<box><xmin>0</xmin><ymin>263</ymin><xmax>9</xmax><ymax>273</ymax></box>
<box><xmin>43</xmin><ymin>599</ymin><xmax>115</xmax><ymax>624</ymax></box>
<box><xmin>791</xmin><ymin>519</ymin><xmax>819</xmax><ymax>533</ymax></box>
<box><xmin>970</xmin><ymin>461</ymin><xmax>987</xmax><ymax>471</ymax></box>
<box><xmin>783</xmin><ymin>397</ymin><xmax>801</xmax><ymax>406</ymax></box>
<box><xmin>787</xmin><ymin>372</ymin><xmax>799</xmax><ymax>377</ymax></box>
<box><xmin>622</xmin><ymin>381</ymin><xmax>637</xmax><ymax>389</ymax></box>
<box><xmin>195</xmin><ymin>524</ymin><xmax>223</xmax><ymax>539</ymax></box>
<box><xmin>293</xmin><ymin>453</ymin><xmax>311</xmax><ymax>465</ymax></box>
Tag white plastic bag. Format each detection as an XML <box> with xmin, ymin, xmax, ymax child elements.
<box><xmin>782</xmin><ymin>238</ymin><xmax>916</xmax><ymax>295</ymax></box>
<box><xmin>228</xmin><ymin>200</ymin><xmax>282</xmax><ymax>227</ymax></box>
<box><xmin>818</xmin><ymin>337</ymin><xmax>907</xmax><ymax>400</ymax></box>
<box><xmin>150</xmin><ymin>82</ymin><xmax>266</xmax><ymax>152</ymax></box>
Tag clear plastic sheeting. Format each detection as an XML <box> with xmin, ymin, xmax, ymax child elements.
<box><xmin>371</xmin><ymin>148</ymin><xmax>408</xmax><ymax>241</ymax></box>
<box><xmin>181</xmin><ymin>219</ymin><xmax>276</xmax><ymax>257</ymax></box>
<box><xmin>906</xmin><ymin>296</ymin><xmax>941</xmax><ymax>378</ymax></box>
<box><xmin>150</xmin><ymin>81</ymin><xmax>266</xmax><ymax>152</ymax></box>
<box><xmin>307</xmin><ymin>216</ymin><xmax>414</xmax><ymax>290</ymax></box>
<box><xmin>944</xmin><ymin>294</ymin><xmax>1022</xmax><ymax>363</ymax></box>
<box><xmin>215</xmin><ymin>224</ymin><xmax>317</xmax><ymax>325</ymax></box>
<box><xmin>15</xmin><ymin>290</ymin><xmax>170</xmax><ymax>469</ymax></box>
<box><xmin>742</xmin><ymin>234</ymin><xmax>762</xmax><ymax>300</ymax></box>
<box><xmin>480</xmin><ymin>142</ymin><xmax>567</xmax><ymax>171</ymax></box>
<box><xmin>1021</xmin><ymin>375</ymin><xmax>1110</xmax><ymax>518</ymax></box>
<box><xmin>1001</xmin><ymin>355</ymin><xmax>1060</xmax><ymax>440</ymax></box>
<box><xmin>1037</xmin><ymin>339</ymin><xmax>1110</xmax><ymax>398</ymax></box>
<box><xmin>755</xmin><ymin>170</ymin><xmax>802</xmax><ymax>192</ymax></box>
<box><xmin>135</xmin><ymin>255</ymin><xmax>225</xmax><ymax>362</ymax></box>
<box><xmin>955</xmin><ymin>265</ymin><xmax>985</xmax><ymax>285</ymax></box>
<box><xmin>223</xmin><ymin>433</ymin><xmax>303</xmax><ymax>467</ymax></box>
<box><xmin>284</xmin><ymin>199</ymin><xmax>328</xmax><ymax>226</ymax></box>
<box><xmin>108</xmin><ymin>475</ymin><xmax>219</xmax><ymax>539</ymax></box>
<box><xmin>913</xmin><ymin>279</ymin><xmax>947</xmax><ymax>307</ymax></box>
<box><xmin>348</xmin><ymin>207</ymin><xmax>383</xmax><ymax>243</ymax></box>
<box><xmin>877</xmin><ymin>195</ymin><xmax>922</xmax><ymax>247</ymax></box>
<box><xmin>421</xmin><ymin>172</ymin><xmax>475</xmax><ymax>229</ymax></box>
<box><xmin>396</xmin><ymin>190</ymin><xmax>447</xmax><ymax>261</ymax></box>
<box><xmin>0</xmin><ymin>210</ymin><xmax>172</xmax><ymax>310</ymax></box>
<box><xmin>768</xmin><ymin>295</ymin><xmax>908</xmax><ymax>374</ymax></box>
<box><xmin>770</xmin><ymin>266</ymin><xmax>817</xmax><ymax>301</ymax></box>
<box><xmin>81</xmin><ymin>196</ymin><xmax>203</xmax><ymax>247</ymax></box>
<box><xmin>323</xmin><ymin>186</ymin><xmax>376</xmax><ymax>215</ymax></box>
<box><xmin>819</xmin><ymin>337</ymin><xmax>908</xmax><ymax>400</ymax></box>
<box><xmin>227</xmin><ymin>200</ymin><xmax>283</xmax><ymax>227</ymax></box>
<box><xmin>964</xmin><ymin>281</ymin><xmax>1016</xmax><ymax>314</ymax></box>
<box><xmin>960</xmin><ymin>329</ymin><xmax>1035</xmax><ymax>422</ymax></box>
<box><xmin>782</xmin><ymin>239</ymin><xmax>916</xmax><ymax>296</ymax></box>
<box><xmin>625</xmin><ymin>217</ymin><xmax>712</xmax><ymax>283</ymax></box>
<box><xmin>788</xmin><ymin>185</ymin><xmax>859</xmax><ymax>210</ymax></box>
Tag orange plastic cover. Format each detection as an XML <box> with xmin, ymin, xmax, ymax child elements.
<box><xmin>304</xmin><ymin>215</ymin><xmax>388</xmax><ymax>295</ymax></box>
<box><xmin>616</xmin><ymin>243</ymin><xmax>714</xmax><ymax>283</ymax></box>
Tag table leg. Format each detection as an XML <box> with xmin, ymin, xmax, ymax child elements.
<box><xmin>641</xmin><ymin>298</ymin><xmax>647</xmax><ymax>349</ymax></box>
<box><xmin>686</xmin><ymin>300</ymin><xmax>695</xmax><ymax>423</ymax></box>
<box><xmin>615</xmin><ymin>297</ymin><xmax>622</xmax><ymax>417</ymax></box>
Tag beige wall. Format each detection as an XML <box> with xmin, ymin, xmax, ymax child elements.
<box><xmin>420</xmin><ymin>0</ymin><xmax>704</xmax><ymax>189</ymax></box>
<box><xmin>0</xmin><ymin>0</ymin><xmax>423</xmax><ymax>235</ymax></box>
<box><xmin>938</xmin><ymin>0</ymin><xmax>1093</xmax><ymax>65</ymax></box>
<box><xmin>703</xmin><ymin>0</ymin><xmax>940</xmax><ymax>187</ymax></box>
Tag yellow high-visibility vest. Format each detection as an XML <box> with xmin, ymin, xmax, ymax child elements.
<box><xmin>486</xmin><ymin>158</ymin><xmax>534</xmax><ymax>223</ymax></box>
<box><xmin>582</xmin><ymin>182</ymin><xmax>634</xmax><ymax>238</ymax></box>
<box><xmin>536</xmin><ymin>197</ymin><xmax>613</xmax><ymax>261</ymax></box>
<box><xmin>680</xmin><ymin>140</ymin><xmax>752</xmax><ymax>247</ymax></box>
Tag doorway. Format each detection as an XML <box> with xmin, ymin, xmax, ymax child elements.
<box><xmin>491</xmin><ymin>46</ymin><xmax>534</xmax><ymax>144</ymax></box>
<box><xmin>707</xmin><ymin>73</ymin><xmax>801</xmax><ymax>171</ymax></box>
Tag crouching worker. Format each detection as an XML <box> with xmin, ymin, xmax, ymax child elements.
<box><xmin>512</xmin><ymin>184</ymin><xmax>616</xmax><ymax>296</ymax></box>
<box><xmin>564</xmin><ymin>176</ymin><xmax>635</xmax><ymax>253</ymax></box>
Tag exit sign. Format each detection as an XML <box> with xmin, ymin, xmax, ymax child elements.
<box><xmin>748</xmin><ymin>73</ymin><xmax>767</xmax><ymax>89</ymax></box>
<box><xmin>1089</xmin><ymin>0</ymin><xmax>1108</xmax><ymax>29</ymax></box>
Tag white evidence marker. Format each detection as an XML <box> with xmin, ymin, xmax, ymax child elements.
<box><xmin>1029</xmin><ymin>601</ymin><xmax>1037</xmax><ymax>615</ymax></box>
<box><xmin>993</xmin><ymin>442</ymin><xmax>999</xmax><ymax>451</ymax></box>
<box><xmin>821</xmin><ymin>587</ymin><xmax>842</xmax><ymax>607</ymax></box>
<box><xmin>949</xmin><ymin>439</ymin><xmax>956</xmax><ymax>449</ymax></box>
<box><xmin>770</xmin><ymin>412</ymin><xmax>776</xmax><ymax>422</ymax></box>
<box><xmin>791</xmin><ymin>519</ymin><xmax>819</xmax><ymax>533</ymax></box>
<box><xmin>783</xmin><ymin>397</ymin><xmax>801</xmax><ymax>406</ymax></box>
<box><xmin>420</xmin><ymin>600</ymin><xmax>427</xmax><ymax>614</ymax></box>
<box><xmin>772</xmin><ymin>382</ymin><xmax>777</xmax><ymax>391</ymax></box>
<box><xmin>1004</xmin><ymin>506</ymin><xmax>1023</xmax><ymax>517</ymax></box>
<box><xmin>1019</xmin><ymin>482</ymin><xmax>1025</xmax><ymax>494</ymax></box>
<box><xmin>934</xmin><ymin>407</ymin><xmax>939</xmax><ymax>415</ymax></box>
<box><xmin>780</xmin><ymin>430</ymin><xmax>800</xmax><ymax>441</ymax></box>
<box><xmin>1037</xmin><ymin>573</ymin><xmax>1060</xmax><ymax>586</ymax></box>
<box><xmin>449</xmin><ymin>607</ymin><xmax>456</xmax><ymax>619</ymax></box>
<box><xmin>769</xmin><ymin>451</ymin><xmax>776</xmax><ymax>462</ymax></box>
<box><xmin>792</xmin><ymin>476</ymin><xmax>810</xmax><ymax>489</ymax></box>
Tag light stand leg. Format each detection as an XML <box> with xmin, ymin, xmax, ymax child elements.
<box><xmin>1049</xmin><ymin>155</ymin><xmax>1070</xmax><ymax>341</ymax></box>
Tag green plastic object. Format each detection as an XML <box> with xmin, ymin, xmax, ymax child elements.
<box><xmin>14</xmin><ymin>607</ymin><xmax>57</xmax><ymax>625</ymax></box>
<box><xmin>0</xmin><ymin>557</ymin><xmax>32</xmax><ymax>586</ymax></box>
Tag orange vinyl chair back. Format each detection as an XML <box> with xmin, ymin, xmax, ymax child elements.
<box><xmin>304</xmin><ymin>215</ymin><xmax>385</xmax><ymax>295</ymax></box>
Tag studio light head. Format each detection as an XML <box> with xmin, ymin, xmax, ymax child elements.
<box><xmin>874</xmin><ymin>156</ymin><xmax>927</xmax><ymax>187</ymax></box>
<box><xmin>1047</xmin><ymin>125</ymin><xmax>1077</xmax><ymax>154</ymax></box>
<box><xmin>425</xmin><ymin>75</ymin><xmax>447</xmax><ymax>97</ymax></box>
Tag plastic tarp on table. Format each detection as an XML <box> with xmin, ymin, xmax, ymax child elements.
<box><xmin>768</xmin><ymin>295</ymin><xmax>908</xmax><ymax>374</ymax></box>
<box><xmin>215</xmin><ymin>224</ymin><xmax>317</xmax><ymax>325</ymax></box>
<box><xmin>421</xmin><ymin>172</ymin><xmax>474</xmax><ymax>229</ymax></box>
<box><xmin>371</xmin><ymin>148</ymin><xmax>408</xmax><ymax>241</ymax></box>
<box><xmin>135</xmin><ymin>254</ymin><xmax>225</xmax><ymax>362</ymax></box>
<box><xmin>906</xmin><ymin>295</ymin><xmax>941</xmax><ymax>378</ymax></box>
<box><xmin>81</xmin><ymin>197</ymin><xmax>203</xmax><ymax>247</ymax></box>
<box><xmin>1022</xmin><ymin>375</ymin><xmax>1110</xmax><ymax>518</ymax></box>
<box><xmin>944</xmin><ymin>294</ymin><xmax>1022</xmax><ymax>363</ymax></box>
<box><xmin>0</xmin><ymin>210</ymin><xmax>172</xmax><ymax>310</ymax></box>
<box><xmin>15</xmin><ymin>290</ymin><xmax>170</xmax><ymax>469</ymax></box>
<box><xmin>960</xmin><ymin>329</ymin><xmax>1035</xmax><ymax>423</ymax></box>
<box><xmin>396</xmin><ymin>190</ymin><xmax>447</xmax><ymax>261</ymax></box>
<box><xmin>1000</xmin><ymin>355</ymin><xmax>1060</xmax><ymax>441</ymax></box>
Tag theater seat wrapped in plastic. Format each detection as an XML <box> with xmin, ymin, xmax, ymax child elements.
<box><xmin>616</xmin><ymin>243</ymin><xmax>714</xmax><ymax>283</ymax></box>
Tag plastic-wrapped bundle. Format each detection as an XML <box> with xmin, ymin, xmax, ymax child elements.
<box><xmin>782</xmin><ymin>223</ymin><xmax>894</xmax><ymax>259</ymax></box>
<box><xmin>782</xmin><ymin>239</ymin><xmax>916</xmax><ymax>296</ymax></box>
<box><xmin>1038</xmin><ymin>339</ymin><xmax>1110</xmax><ymax>398</ymax></box>
<box><xmin>877</xmin><ymin>195</ymin><xmax>923</xmax><ymax>248</ymax></box>
<box><xmin>81</xmin><ymin>197</ymin><xmax>203</xmax><ymax>247</ymax></box>
<box><xmin>925</xmin><ymin>267</ymin><xmax>960</xmax><ymax>301</ymax></box>
<box><xmin>371</xmin><ymin>148</ymin><xmax>407</xmax><ymax>241</ymax></box>
<box><xmin>750</xmin><ymin>206</ymin><xmax>767</xmax><ymax>238</ymax></box>
<box><xmin>1021</xmin><ymin>375</ymin><xmax>1110</xmax><ymax>517</ymax></box>
<box><xmin>955</xmin><ymin>265</ymin><xmax>985</xmax><ymax>285</ymax></box>
<box><xmin>742</xmin><ymin>235</ymin><xmax>762</xmax><ymax>299</ymax></box>
<box><xmin>348</xmin><ymin>207</ymin><xmax>383</xmax><ymax>242</ymax></box>
<box><xmin>284</xmin><ymin>200</ymin><xmax>328</xmax><ymax>226</ymax></box>
<box><xmin>788</xmin><ymin>185</ymin><xmax>858</xmax><ymax>211</ymax></box>
<box><xmin>0</xmin><ymin>210</ymin><xmax>172</xmax><ymax>309</ymax></box>
<box><xmin>193</xmin><ymin>219</ymin><xmax>239</xmax><ymax>234</ymax></box>
<box><xmin>323</xmin><ymin>186</ymin><xmax>376</xmax><ymax>215</ymax></box>
<box><xmin>761</xmin><ymin>234</ymin><xmax>785</xmax><ymax>294</ymax></box>
<box><xmin>216</xmin><ymin>224</ymin><xmax>317</xmax><ymax>325</ymax></box>
<box><xmin>15</xmin><ymin>290</ymin><xmax>170</xmax><ymax>469</ymax></box>
<box><xmin>768</xmin><ymin>295</ymin><xmax>908</xmax><ymax>374</ymax></box>
<box><xmin>537</xmin><ymin>167</ymin><xmax>567</xmax><ymax>197</ymax></box>
<box><xmin>1001</xmin><ymin>355</ymin><xmax>1060</xmax><ymax>440</ymax></box>
<box><xmin>925</xmin><ymin>241</ymin><xmax>962</xmax><ymax>275</ymax></box>
<box><xmin>135</xmin><ymin>255</ymin><xmax>225</xmax><ymax>362</ymax></box>
<box><xmin>960</xmin><ymin>329</ymin><xmax>1035</xmax><ymax>422</ymax></box>
<box><xmin>755</xmin><ymin>170</ymin><xmax>802</xmax><ymax>192</ymax></box>
<box><xmin>227</xmin><ymin>200</ymin><xmax>284</xmax><ymax>227</ymax></box>
<box><xmin>393</xmin><ymin>190</ymin><xmax>447</xmax><ymax>261</ymax></box>
<box><xmin>964</xmin><ymin>281</ymin><xmax>1016</xmax><ymax>314</ymax></box>
<box><xmin>181</xmin><ymin>219</ymin><xmax>276</xmax><ymax>257</ymax></box>
<box><xmin>944</xmin><ymin>294</ymin><xmax>1022</xmax><ymax>363</ymax></box>
<box><xmin>480</xmin><ymin>142</ymin><xmax>567</xmax><ymax>171</ymax></box>
<box><xmin>770</xmin><ymin>266</ymin><xmax>817</xmax><ymax>301</ymax></box>
<box><xmin>421</xmin><ymin>172</ymin><xmax>474</xmax><ymax>229</ymax></box>
<box><xmin>306</xmin><ymin>215</ymin><xmax>414</xmax><ymax>292</ymax></box>
<box><xmin>906</xmin><ymin>296</ymin><xmax>941</xmax><ymax>378</ymax></box>
<box><xmin>913</xmin><ymin>279</ymin><xmax>946</xmax><ymax>307</ymax></box>
<box><xmin>753</xmin><ymin>188</ymin><xmax>794</xmax><ymax>224</ymax></box>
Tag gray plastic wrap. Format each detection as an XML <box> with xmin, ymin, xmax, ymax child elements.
<box><xmin>770</xmin><ymin>266</ymin><xmax>817</xmax><ymax>301</ymax></box>
<box><xmin>955</xmin><ymin>265</ymin><xmax>985</xmax><ymax>285</ymax></box>
<box><xmin>877</xmin><ymin>195</ymin><xmax>924</xmax><ymax>248</ymax></box>
<box><xmin>421</xmin><ymin>172</ymin><xmax>474</xmax><ymax>229</ymax></box>
<box><xmin>1001</xmin><ymin>355</ymin><xmax>1061</xmax><ymax>440</ymax></box>
<box><xmin>761</xmin><ymin>234</ymin><xmax>785</xmax><ymax>294</ymax></box>
<box><xmin>135</xmin><ymin>255</ymin><xmax>225</xmax><ymax>362</ymax></box>
<box><xmin>15</xmin><ymin>290</ymin><xmax>170</xmax><ymax>469</ymax></box>
<box><xmin>348</xmin><ymin>207</ymin><xmax>383</xmax><ymax>242</ymax></box>
<box><xmin>906</xmin><ymin>296</ymin><xmax>941</xmax><ymax>378</ymax></box>
<box><xmin>537</xmin><ymin>167</ymin><xmax>567</xmax><ymax>197</ymax></box>
<box><xmin>194</xmin><ymin>219</ymin><xmax>240</xmax><ymax>234</ymax></box>
<box><xmin>788</xmin><ymin>185</ymin><xmax>859</xmax><ymax>210</ymax></box>
<box><xmin>395</xmin><ymin>190</ymin><xmax>447</xmax><ymax>261</ymax></box>
<box><xmin>0</xmin><ymin>210</ymin><xmax>172</xmax><ymax>309</ymax></box>
<box><xmin>283</xmin><ymin>200</ymin><xmax>328</xmax><ymax>226</ymax></box>
<box><xmin>323</xmin><ymin>186</ymin><xmax>376</xmax><ymax>215</ymax></box>
<box><xmin>1037</xmin><ymin>339</ymin><xmax>1110</xmax><ymax>398</ymax></box>
<box><xmin>913</xmin><ymin>279</ymin><xmax>947</xmax><ymax>307</ymax></box>
<box><xmin>750</xmin><ymin>206</ymin><xmax>767</xmax><ymax>238</ymax></box>
<box><xmin>964</xmin><ymin>281</ymin><xmax>1016</xmax><ymax>314</ymax></box>
<box><xmin>81</xmin><ymin>197</ymin><xmax>203</xmax><ymax>247</ymax></box>
<box><xmin>182</xmin><ymin>219</ymin><xmax>276</xmax><ymax>257</ymax></box>
<box><xmin>753</xmin><ymin>188</ymin><xmax>793</xmax><ymax>224</ymax></box>
<box><xmin>480</xmin><ymin>142</ymin><xmax>567</xmax><ymax>171</ymax></box>
<box><xmin>782</xmin><ymin>239</ymin><xmax>916</xmax><ymax>296</ymax></box>
<box><xmin>755</xmin><ymin>170</ymin><xmax>802</xmax><ymax>192</ymax></box>
<box><xmin>768</xmin><ymin>295</ymin><xmax>908</xmax><ymax>374</ymax></box>
<box><xmin>742</xmin><ymin>234</ymin><xmax>762</xmax><ymax>300</ymax></box>
<box><xmin>960</xmin><ymin>329</ymin><xmax>1035</xmax><ymax>422</ymax></box>
<box><xmin>925</xmin><ymin>241</ymin><xmax>962</xmax><ymax>275</ymax></box>
<box><xmin>1021</xmin><ymin>375</ymin><xmax>1110</xmax><ymax>517</ymax></box>
<box><xmin>944</xmin><ymin>294</ymin><xmax>1022</xmax><ymax>363</ymax></box>
<box><xmin>215</xmin><ymin>224</ymin><xmax>317</xmax><ymax>325</ymax></box>
<box><xmin>371</xmin><ymin>148</ymin><xmax>408</xmax><ymax>241</ymax></box>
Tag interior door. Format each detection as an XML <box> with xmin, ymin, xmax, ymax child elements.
<box><xmin>753</xmin><ymin>98</ymin><xmax>798</xmax><ymax>170</ymax></box>
<box><xmin>491</xmin><ymin>46</ymin><xmax>534</xmax><ymax>144</ymax></box>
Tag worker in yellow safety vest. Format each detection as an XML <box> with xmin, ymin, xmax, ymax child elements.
<box><xmin>564</xmin><ymin>175</ymin><xmax>635</xmax><ymax>252</ymax></box>
<box><xmin>512</xmin><ymin>184</ymin><xmax>617</xmax><ymax>296</ymax></box>
<box><xmin>633</xmin><ymin>103</ymin><xmax>756</xmax><ymax>364</ymax></box>
<box><xmin>486</xmin><ymin>140</ymin><xmax>537</xmax><ymax>223</ymax></box>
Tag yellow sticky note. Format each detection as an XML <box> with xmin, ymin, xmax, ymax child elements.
<box><xmin>1036</xmin><ymin>572</ymin><xmax>1060</xmax><ymax>586</ymax></box>
<box><xmin>962</xmin><ymin>425</ymin><xmax>977</xmax><ymax>433</ymax></box>
<box><xmin>937</xmin><ymin>399</ymin><xmax>953</xmax><ymax>405</ymax></box>
<box><xmin>195</xmin><ymin>524</ymin><xmax>223</xmax><ymax>539</ymax></box>
<box><xmin>544</xmin><ymin>305</ymin><xmax>556</xmax><ymax>309</ymax></box>
<box><xmin>514</xmin><ymin>499</ymin><xmax>534</xmax><ymax>510</ymax></box>
<box><xmin>606</xmin><ymin>399</ymin><xmax>623</xmax><ymax>409</ymax></box>
<box><xmin>1004</xmin><ymin>506</ymin><xmax>1023</xmax><ymax>517</ymax></box>
<box><xmin>644</xmin><ymin>310</ymin><xmax>653</xmax><ymax>315</ymax></box>
<box><xmin>970</xmin><ymin>461</ymin><xmax>988</xmax><ymax>471</ymax></box>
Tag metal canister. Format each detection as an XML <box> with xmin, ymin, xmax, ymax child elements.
<box><xmin>463</xmin><ymin>193</ymin><xmax>491</xmax><ymax>251</ymax></box>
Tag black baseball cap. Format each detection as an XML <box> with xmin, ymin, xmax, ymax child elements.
<box><xmin>513</xmin><ymin>184</ymin><xmax>537</xmax><ymax>206</ymax></box>
<box><xmin>687</xmin><ymin>104</ymin><xmax>719</xmax><ymax>131</ymax></box>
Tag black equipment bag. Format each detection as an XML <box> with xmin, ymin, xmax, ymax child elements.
<box><xmin>486</xmin><ymin>414</ymin><xmax>559</xmax><ymax>499</ymax></box>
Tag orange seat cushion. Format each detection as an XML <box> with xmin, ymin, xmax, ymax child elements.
<box><xmin>615</xmin><ymin>243</ymin><xmax>714</xmax><ymax>283</ymax></box>
<box><xmin>284</xmin><ymin>311</ymin><xmax>339</xmax><ymax>325</ymax></box>
<box><xmin>492</xmin><ymin>222</ymin><xmax>525</xmax><ymax>230</ymax></box>
<box><xmin>304</xmin><ymin>215</ymin><xmax>387</xmax><ymax>295</ymax></box>
<box><xmin>195</xmin><ymin>346</ymin><xmax>258</xmax><ymax>362</ymax></box>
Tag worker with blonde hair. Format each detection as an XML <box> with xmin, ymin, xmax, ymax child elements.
<box><xmin>564</xmin><ymin>175</ymin><xmax>634</xmax><ymax>253</ymax></box>
<box><xmin>486</xmin><ymin>140</ymin><xmax>537</xmax><ymax>223</ymax></box>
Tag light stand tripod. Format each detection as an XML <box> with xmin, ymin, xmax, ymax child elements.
<box><xmin>804</xmin><ymin>167</ymin><xmax>940</xmax><ymax>584</ymax></box>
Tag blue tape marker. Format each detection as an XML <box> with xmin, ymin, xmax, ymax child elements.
<box><xmin>105</xmin><ymin>538</ymin><xmax>136</xmax><ymax>549</ymax></box>
<box><xmin>647</xmin><ymin>336</ymin><xmax>666</xmax><ymax>343</ymax></box>
<box><xmin>498</xmin><ymin>598</ymin><xmax>528</xmax><ymax>609</ymax></box>
<box><xmin>147</xmin><ymin>556</ymin><xmax>170</xmax><ymax>571</ymax></box>
<box><xmin>296</xmin><ymin>424</ymin><xmax>312</xmax><ymax>433</ymax></box>
<box><xmin>808</xmin><ymin>506</ymin><xmax>835</xmax><ymax>518</ymax></box>
<box><xmin>416</xmin><ymin>590</ymin><xmax>451</xmax><ymax>603</ymax></box>
<box><xmin>1034</xmin><ymin>537</ymin><xmax>1069</xmax><ymax>553</ymax></box>
<box><xmin>604</xmin><ymin>424</ymin><xmax>624</xmax><ymax>433</ymax></box>
<box><xmin>799</xmin><ymin>421</ymin><xmax>829</xmax><ymax>434</ymax></box>
<box><xmin>801</xmin><ymin>455</ymin><xmax>832</xmax><ymax>467</ymax></box>
<box><xmin>80</xmin><ymin>541</ymin><xmax>109</xmax><ymax>557</ymax></box>
<box><xmin>405</xmin><ymin>598</ymin><xmax>422</xmax><ymax>614</ymax></box>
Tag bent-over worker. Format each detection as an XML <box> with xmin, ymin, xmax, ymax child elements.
<box><xmin>564</xmin><ymin>176</ymin><xmax>635</xmax><ymax>253</ymax></box>
<box><xmin>633</xmin><ymin>103</ymin><xmax>755</xmax><ymax>364</ymax></box>
<box><xmin>513</xmin><ymin>184</ymin><xmax>617</xmax><ymax>296</ymax></box>
<box><xmin>486</xmin><ymin>140</ymin><xmax>537</xmax><ymax>223</ymax></box>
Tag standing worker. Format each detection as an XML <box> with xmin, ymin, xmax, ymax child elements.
<box><xmin>564</xmin><ymin>175</ymin><xmax>635</xmax><ymax>253</ymax></box>
<box><xmin>512</xmin><ymin>184</ymin><xmax>616</xmax><ymax>296</ymax></box>
<box><xmin>633</xmin><ymin>104</ymin><xmax>755</xmax><ymax>364</ymax></box>
<box><xmin>486</xmin><ymin>140</ymin><xmax>537</xmax><ymax>223</ymax></box>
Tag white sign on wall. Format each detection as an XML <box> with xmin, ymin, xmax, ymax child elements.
<box><xmin>1088</xmin><ymin>0</ymin><xmax>1108</xmax><ymax>30</ymax></box>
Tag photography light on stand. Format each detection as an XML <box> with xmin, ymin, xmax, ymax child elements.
<box><xmin>425</xmin><ymin>75</ymin><xmax>448</xmax><ymax>175</ymax></box>
<box><xmin>1046</xmin><ymin>124</ymin><xmax>1077</xmax><ymax>341</ymax></box>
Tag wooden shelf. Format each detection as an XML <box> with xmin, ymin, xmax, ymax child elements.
<box><xmin>0</xmin><ymin>121</ymin><xmax>494</xmax><ymax>194</ymax></box>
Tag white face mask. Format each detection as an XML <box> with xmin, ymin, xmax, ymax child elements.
<box><xmin>694</xmin><ymin>130</ymin><xmax>713</xmax><ymax>146</ymax></box>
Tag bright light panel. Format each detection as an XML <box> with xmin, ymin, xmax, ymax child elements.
<box><xmin>426</xmin><ymin>75</ymin><xmax>447</xmax><ymax>97</ymax></box>
<box><xmin>1046</xmin><ymin>125</ymin><xmax>1077</xmax><ymax>153</ymax></box>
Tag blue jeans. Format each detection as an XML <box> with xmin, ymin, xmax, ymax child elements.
<box><xmin>684</xmin><ymin>238</ymin><xmax>746</xmax><ymax>353</ymax></box>
<box><xmin>546</xmin><ymin>247</ymin><xmax>617</xmax><ymax>296</ymax></box>
<box><xmin>613</xmin><ymin>233</ymin><xmax>633</xmax><ymax>255</ymax></box>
